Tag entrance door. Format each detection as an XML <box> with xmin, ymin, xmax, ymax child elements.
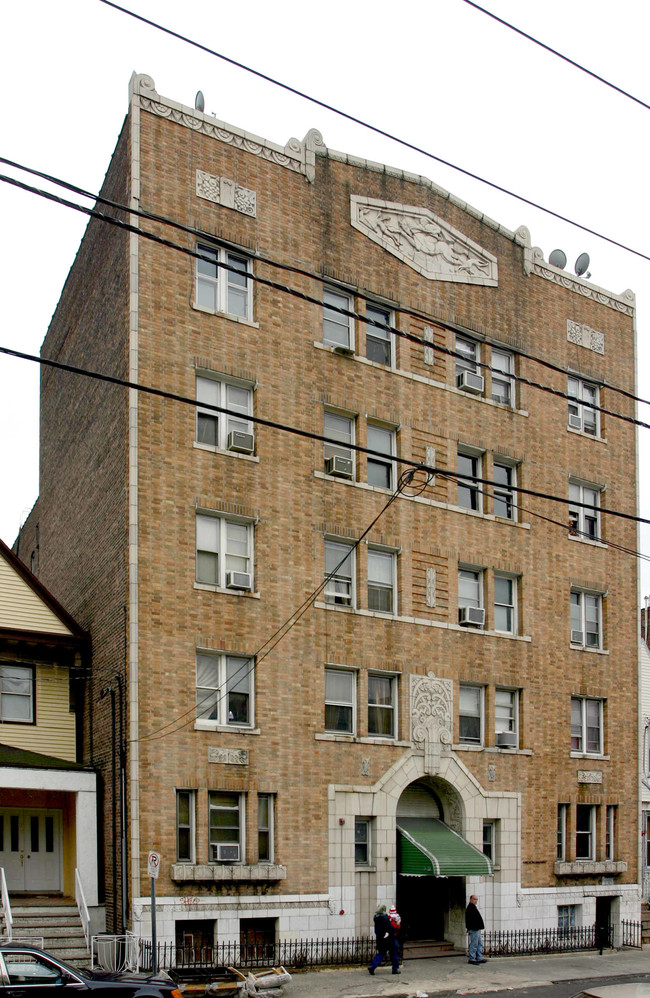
<box><xmin>0</xmin><ymin>809</ymin><xmax>62</xmax><ymax>892</ymax></box>
<box><xmin>595</xmin><ymin>896</ymin><xmax>612</xmax><ymax>951</ymax></box>
<box><xmin>397</xmin><ymin>876</ymin><xmax>447</xmax><ymax>940</ymax></box>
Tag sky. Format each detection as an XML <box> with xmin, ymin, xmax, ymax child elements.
<box><xmin>1</xmin><ymin>0</ymin><xmax>649</xmax><ymax>598</ymax></box>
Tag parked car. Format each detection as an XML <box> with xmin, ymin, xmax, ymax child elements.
<box><xmin>0</xmin><ymin>945</ymin><xmax>184</xmax><ymax>998</ymax></box>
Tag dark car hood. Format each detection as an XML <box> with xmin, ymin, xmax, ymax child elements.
<box><xmin>84</xmin><ymin>969</ymin><xmax>173</xmax><ymax>986</ymax></box>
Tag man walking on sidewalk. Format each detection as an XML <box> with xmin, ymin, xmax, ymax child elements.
<box><xmin>465</xmin><ymin>894</ymin><xmax>487</xmax><ymax>964</ymax></box>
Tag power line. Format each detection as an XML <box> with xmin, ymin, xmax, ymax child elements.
<box><xmin>0</xmin><ymin>169</ymin><xmax>647</xmax><ymax>433</ymax></box>
<box><xmin>96</xmin><ymin>0</ymin><xmax>650</xmax><ymax>263</ymax></box>
<box><xmin>1</xmin><ymin>151</ymin><xmax>647</xmax><ymax>411</ymax></box>
<box><xmin>460</xmin><ymin>0</ymin><xmax>650</xmax><ymax>113</ymax></box>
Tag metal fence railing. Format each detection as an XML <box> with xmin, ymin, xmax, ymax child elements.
<box><xmin>136</xmin><ymin>936</ymin><xmax>376</xmax><ymax>971</ymax></box>
<box><xmin>621</xmin><ymin>920</ymin><xmax>642</xmax><ymax>948</ymax></box>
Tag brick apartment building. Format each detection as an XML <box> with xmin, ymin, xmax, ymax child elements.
<box><xmin>15</xmin><ymin>72</ymin><xmax>641</xmax><ymax>950</ymax></box>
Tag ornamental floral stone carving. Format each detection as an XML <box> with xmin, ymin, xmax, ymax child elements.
<box><xmin>410</xmin><ymin>672</ymin><xmax>453</xmax><ymax>775</ymax></box>
<box><xmin>567</xmin><ymin>319</ymin><xmax>604</xmax><ymax>355</ymax></box>
<box><xmin>196</xmin><ymin>170</ymin><xmax>257</xmax><ymax>217</ymax></box>
<box><xmin>351</xmin><ymin>196</ymin><xmax>498</xmax><ymax>285</ymax></box>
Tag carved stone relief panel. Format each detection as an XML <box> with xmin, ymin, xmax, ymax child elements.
<box><xmin>351</xmin><ymin>196</ymin><xmax>498</xmax><ymax>286</ymax></box>
<box><xmin>567</xmin><ymin>319</ymin><xmax>604</xmax><ymax>355</ymax></box>
<box><xmin>410</xmin><ymin>672</ymin><xmax>453</xmax><ymax>775</ymax></box>
<box><xmin>196</xmin><ymin>170</ymin><xmax>257</xmax><ymax>217</ymax></box>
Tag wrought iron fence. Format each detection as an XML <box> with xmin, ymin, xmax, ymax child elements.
<box><xmin>484</xmin><ymin>925</ymin><xmax>599</xmax><ymax>956</ymax></box>
<box><xmin>136</xmin><ymin>936</ymin><xmax>376</xmax><ymax>971</ymax></box>
<box><xmin>621</xmin><ymin>920</ymin><xmax>642</xmax><ymax>948</ymax></box>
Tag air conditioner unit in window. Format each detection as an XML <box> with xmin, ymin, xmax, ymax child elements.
<box><xmin>227</xmin><ymin>430</ymin><xmax>254</xmax><ymax>454</ymax></box>
<box><xmin>568</xmin><ymin>413</ymin><xmax>583</xmax><ymax>430</ymax></box>
<box><xmin>459</xmin><ymin>606</ymin><xmax>485</xmax><ymax>627</ymax></box>
<box><xmin>332</xmin><ymin>343</ymin><xmax>355</xmax><ymax>356</ymax></box>
<box><xmin>457</xmin><ymin>371</ymin><xmax>484</xmax><ymax>395</ymax></box>
<box><xmin>496</xmin><ymin>731</ymin><xmax>518</xmax><ymax>748</ymax></box>
<box><xmin>226</xmin><ymin>571</ymin><xmax>252</xmax><ymax>591</ymax></box>
<box><xmin>325</xmin><ymin>455</ymin><xmax>353</xmax><ymax>479</ymax></box>
<box><xmin>215</xmin><ymin>843</ymin><xmax>240</xmax><ymax>863</ymax></box>
<box><xmin>571</xmin><ymin>629</ymin><xmax>584</xmax><ymax>644</ymax></box>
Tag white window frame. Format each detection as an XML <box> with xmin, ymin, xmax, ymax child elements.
<box><xmin>457</xmin><ymin>448</ymin><xmax>483</xmax><ymax>512</ymax></box>
<box><xmin>494</xmin><ymin>574</ymin><xmax>517</xmax><ymax>634</ymax></box>
<box><xmin>493</xmin><ymin>460</ymin><xmax>517</xmax><ymax>521</ymax></box>
<box><xmin>208</xmin><ymin>791</ymin><xmax>245</xmax><ymax>864</ymax></box>
<box><xmin>176</xmin><ymin>789</ymin><xmax>196</xmax><ymax>863</ymax></box>
<box><xmin>367</xmin><ymin>547</ymin><xmax>397</xmax><ymax>615</ymax></box>
<box><xmin>455</xmin><ymin>335</ymin><xmax>479</xmax><ymax>376</ymax></box>
<box><xmin>323</xmin><ymin>409</ymin><xmax>355</xmax><ymax>475</ymax></box>
<box><xmin>367</xmin><ymin>672</ymin><xmax>397</xmax><ymax>739</ymax></box>
<box><xmin>365</xmin><ymin>303</ymin><xmax>393</xmax><ymax>367</ymax></box>
<box><xmin>459</xmin><ymin>684</ymin><xmax>483</xmax><ymax>745</ymax></box>
<box><xmin>323</xmin><ymin>287</ymin><xmax>354</xmax><ymax>350</ymax></box>
<box><xmin>0</xmin><ymin>663</ymin><xmax>34</xmax><ymax>723</ymax></box>
<box><xmin>568</xmin><ymin>376</ymin><xmax>599</xmax><ymax>437</ymax></box>
<box><xmin>196</xmin><ymin>243</ymin><xmax>253</xmax><ymax>320</ymax></box>
<box><xmin>195</xmin><ymin>651</ymin><xmax>253</xmax><ymax>728</ymax></box>
<box><xmin>324</xmin><ymin>538</ymin><xmax>356</xmax><ymax>607</ymax></box>
<box><xmin>605</xmin><ymin>805</ymin><xmax>616</xmax><ymax>861</ymax></box>
<box><xmin>324</xmin><ymin>667</ymin><xmax>356</xmax><ymax>734</ymax></box>
<box><xmin>575</xmin><ymin>803</ymin><xmax>596</xmax><ymax>860</ymax></box>
<box><xmin>458</xmin><ymin>567</ymin><xmax>484</xmax><ymax>614</ymax></box>
<box><xmin>195</xmin><ymin>512</ymin><xmax>254</xmax><ymax>590</ymax></box>
<box><xmin>355</xmin><ymin>817</ymin><xmax>372</xmax><ymax>867</ymax></box>
<box><xmin>196</xmin><ymin>374</ymin><xmax>254</xmax><ymax>451</ymax></box>
<box><xmin>491</xmin><ymin>349</ymin><xmax>515</xmax><ymax>406</ymax></box>
<box><xmin>366</xmin><ymin>422</ymin><xmax>396</xmax><ymax>490</ymax></box>
<box><xmin>482</xmin><ymin>820</ymin><xmax>496</xmax><ymax>865</ymax></box>
<box><xmin>558</xmin><ymin>904</ymin><xmax>577</xmax><ymax>930</ymax></box>
<box><xmin>557</xmin><ymin>803</ymin><xmax>568</xmax><ymax>860</ymax></box>
<box><xmin>570</xmin><ymin>590</ymin><xmax>602</xmax><ymax>649</ymax></box>
<box><xmin>257</xmin><ymin>793</ymin><xmax>274</xmax><ymax>864</ymax></box>
<box><xmin>495</xmin><ymin>688</ymin><xmax>519</xmax><ymax>744</ymax></box>
<box><xmin>569</xmin><ymin>480</ymin><xmax>601</xmax><ymax>541</ymax></box>
<box><xmin>571</xmin><ymin>696</ymin><xmax>603</xmax><ymax>755</ymax></box>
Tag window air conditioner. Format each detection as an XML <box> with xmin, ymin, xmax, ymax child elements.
<box><xmin>458</xmin><ymin>606</ymin><xmax>485</xmax><ymax>627</ymax></box>
<box><xmin>568</xmin><ymin>414</ymin><xmax>583</xmax><ymax>430</ymax></box>
<box><xmin>456</xmin><ymin>371</ymin><xmax>484</xmax><ymax>395</ymax></box>
<box><xmin>571</xmin><ymin>629</ymin><xmax>584</xmax><ymax>645</ymax></box>
<box><xmin>227</xmin><ymin>430</ymin><xmax>254</xmax><ymax>454</ymax></box>
<box><xmin>215</xmin><ymin>844</ymin><xmax>240</xmax><ymax>863</ymax></box>
<box><xmin>496</xmin><ymin>731</ymin><xmax>518</xmax><ymax>748</ymax></box>
<box><xmin>325</xmin><ymin>455</ymin><xmax>353</xmax><ymax>479</ymax></box>
<box><xmin>226</xmin><ymin>571</ymin><xmax>252</xmax><ymax>591</ymax></box>
<box><xmin>332</xmin><ymin>343</ymin><xmax>355</xmax><ymax>356</ymax></box>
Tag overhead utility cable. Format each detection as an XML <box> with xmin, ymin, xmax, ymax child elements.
<box><xmin>0</xmin><ymin>152</ymin><xmax>646</xmax><ymax>410</ymax></box>
<box><xmin>97</xmin><ymin>0</ymin><xmax>650</xmax><ymax>263</ymax></box>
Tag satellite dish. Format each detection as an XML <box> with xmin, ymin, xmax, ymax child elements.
<box><xmin>195</xmin><ymin>91</ymin><xmax>205</xmax><ymax>112</ymax></box>
<box><xmin>549</xmin><ymin>249</ymin><xmax>567</xmax><ymax>270</ymax></box>
<box><xmin>575</xmin><ymin>252</ymin><xmax>590</xmax><ymax>277</ymax></box>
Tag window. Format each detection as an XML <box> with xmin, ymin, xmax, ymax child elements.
<box><xmin>323</xmin><ymin>287</ymin><xmax>353</xmax><ymax>349</ymax></box>
<box><xmin>569</xmin><ymin>482</ymin><xmax>601</xmax><ymax>541</ymax></box>
<box><xmin>196</xmin><ymin>244</ymin><xmax>252</xmax><ymax>319</ymax></box>
<box><xmin>355</xmin><ymin>818</ymin><xmax>371</xmax><ymax>866</ymax></box>
<box><xmin>323</xmin><ymin>410</ymin><xmax>354</xmax><ymax>478</ymax></box>
<box><xmin>324</xmin><ymin>539</ymin><xmax>355</xmax><ymax>607</ymax></box>
<box><xmin>459</xmin><ymin>685</ymin><xmax>483</xmax><ymax>745</ymax></box>
<box><xmin>366</xmin><ymin>304</ymin><xmax>393</xmax><ymax>366</ymax></box>
<box><xmin>368</xmin><ymin>673</ymin><xmax>396</xmax><ymax>738</ymax></box>
<box><xmin>605</xmin><ymin>805</ymin><xmax>616</xmax><ymax>861</ymax></box>
<box><xmin>257</xmin><ymin>794</ymin><xmax>274</xmax><ymax>863</ymax></box>
<box><xmin>196</xmin><ymin>514</ymin><xmax>253</xmax><ymax>589</ymax></box>
<box><xmin>571</xmin><ymin>696</ymin><xmax>603</xmax><ymax>754</ymax></box>
<box><xmin>367</xmin><ymin>423</ymin><xmax>395</xmax><ymax>489</ymax></box>
<box><xmin>457</xmin><ymin>450</ymin><xmax>482</xmax><ymax>511</ymax></box>
<box><xmin>196</xmin><ymin>652</ymin><xmax>252</xmax><ymax>726</ymax></box>
<box><xmin>575</xmin><ymin>804</ymin><xmax>596</xmax><ymax>860</ymax></box>
<box><xmin>494</xmin><ymin>576</ymin><xmax>517</xmax><ymax>634</ymax></box>
<box><xmin>196</xmin><ymin>376</ymin><xmax>253</xmax><ymax>450</ymax></box>
<box><xmin>493</xmin><ymin>462</ymin><xmax>516</xmax><ymax>520</ymax></box>
<box><xmin>324</xmin><ymin>668</ymin><xmax>355</xmax><ymax>734</ymax></box>
<box><xmin>455</xmin><ymin>335</ymin><xmax>479</xmax><ymax>376</ymax></box>
<box><xmin>557</xmin><ymin>804</ymin><xmax>568</xmax><ymax>860</ymax></box>
<box><xmin>367</xmin><ymin>548</ymin><xmax>396</xmax><ymax>614</ymax></box>
<box><xmin>0</xmin><ymin>664</ymin><xmax>33</xmax><ymax>722</ymax></box>
<box><xmin>208</xmin><ymin>792</ymin><xmax>244</xmax><ymax>863</ymax></box>
<box><xmin>491</xmin><ymin>349</ymin><xmax>514</xmax><ymax>406</ymax></box>
<box><xmin>570</xmin><ymin>590</ymin><xmax>602</xmax><ymax>648</ymax></box>
<box><xmin>495</xmin><ymin>688</ymin><xmax>518</xmax><ymax>745</ymax></box>
<box><xmin>176</xmin><ymin>790</ymin><xmax>196</xmax><ymax>863</ymax></box>
<box><xmin>458</xmin><ymin>568</ymin><xmax>483</xmax><ymax>625</ymax></box>
<box><xmin>568</xmin><ymin>377</ymin><xmax>599</xmax><ymax>436</ymax></box>
<box><xmin>558</xmin><ymin>905</ymin><xmax>576</xmax><ymax>930</ymax></box>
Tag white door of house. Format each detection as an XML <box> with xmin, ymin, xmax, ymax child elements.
<box><xmin>0</xmin><ymin>808</ymin><xmax>62</xmax><ymax>892</ymax></box>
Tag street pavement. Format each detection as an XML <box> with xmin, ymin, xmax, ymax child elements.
<box><xmin>286</xmin><ymin>948</ymin><xmax>650</xmax><ymax>998</ymax></box>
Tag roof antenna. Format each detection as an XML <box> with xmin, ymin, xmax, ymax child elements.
<box><xmin>195</xmin><ymin>91</ymin><xmax>205</xmax><ymax>113</ymax></box>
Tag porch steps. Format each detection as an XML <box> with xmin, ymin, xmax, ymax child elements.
<box><xmin>8</xmin><ymin>899</ymin><xmax>91</xmax><ymax>969</ymax></box>
<box><xmin>403</xmin><ymin>939</ymin><xmax>466</xmax><ymax>960</ymax></box>
<box><xmin>642</xmin><ymin>901</ymin><xmax>650</xmax><ymax>946</ymax></box>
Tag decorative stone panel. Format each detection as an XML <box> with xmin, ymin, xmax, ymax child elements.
<box><xmin>196</xmin><ymin>170</ymin><xmax>257</xmax><ymax>217</ymax></box>
<box><xmin>577</xmin><ymin>770</ymin><xmax>603</xmax><ymax>784</ymax></box>
<box><xmin>171</xmin><ymin>863</ymin><xmax>287</xmax><ymax>882</ymax></box>
<box><xmin>567</xmin><ymin>319</ymin><xmax>604</xmax><ymax>355</ymax></box>
<box><xmin>410</xmin><ymin>672</ymin><xmax>453</xmax><ymax>775</ymax></box>
<box><xmin>554</xmin><ymin>860</ymin><xmax>627</xmax><ymax>876</ymax></box>
<box><xmin>208</xmin><ymin>747</ymin><xmax>248</xmax><ymax>765</ymax></box>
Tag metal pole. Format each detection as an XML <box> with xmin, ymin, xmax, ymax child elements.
<box><xmin>151</xmin><ymin>876</ymin><xmax>157</xmax><ymax>975</ymax></box>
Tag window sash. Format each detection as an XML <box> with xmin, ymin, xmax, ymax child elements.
<box><xmin>570</xmin><ymin>591</ymin><xmax>602</xmax><ymax>648</ymax></box>
<box><xmin>324</xmin><ymin>411</ymin><xmax>354</xmax><ymax>463</ymax></box>
<box><xmin>367</xmin><ymin>424</ymin><xmax>394</xmax><ymax>489</ymax></box>
<box><xmin>323</xmin><ymin>288</ymin><xmax>353</xmax><ymax>348</ymax></box>
<box><xmin>324</xmin><ymin>540</ymin><xmax>354</xmax><ymax>606</ymax></box>
<box><xmin>569</xmin><ymin>482</ymin><xmax>600</xmax><ymax>540</ymax></box>
<box><xmin>459</xmin><ymin>569</ymin><xmax>482</xmax><ymax>610</ymax></box>
<box><xmin>176</xmin><ymin>790</ymin><xmax>195</xmax><ymax>863</ymax></box>
<box><xmin>325</xmin><ymin>669</ymin><xmax>355</xmax><ymax>733</ymax></box>
<box><xmin>575</xmin><ymin>804</ymin><xmax>595</xmax><ymax>859</ymax></box>
<box><xmin>368</xmin><ymin>674</ymin><xmax>395</xmax><ymax>738</ymax></box>
<box><xmin>494</xmin><ymin>576</ymin><xmax>516</xmax><ymax>633</ymax></box>
<box><xmin>571</xmin><ymin>696</ymin><xmax>602</xmax><ymax>754</ymax></box>
<box><xmin>557</xmin><ymin>804</ymin><xmax>567</xmax><ymax>860</ymax></box>
<box><xmin>605</xmin><ymin>806</ymin><xmax>615</xmax><ymax>861</ymax></box>
<box><xmin>355</xmin><ymin>818</ymin><xmax>371</xmax><ymax>866</ymax></box>
<box><xmin>495</xmin><ymin>688</ymin><xmax>517</xmax><ymax>733</ymax></box>
<box><xmin>196</xmin><ymin>244</ymin><xmax>251</xmax><ymax>319</ymax></box>
<box><xmin>208</xmin><ymin>792</ymin><xmax>243</xmax><ymax>861</ymax></box>
<box><xmin>491</xmin><ymin>350</ymin><xmax>514</xmax><ymax>405</ymax></box>
<box><xmin>568</xmin><ymin>377</ymin><xmax>598</xmax><ymax>435</ymax></box>
<box><xmin>196</xmin><ymin>377</ymin><xmax>252</xmax><ymax>448</ymax></box>
<box><xmin>367</xmin><ymin>549</ymin><xmax>395</xmax><ymax>614</ymax></box>
<box><xmin>257</xmin><ymin>794</ymin><xmax>273</xmax><ymax>863</ymax></box>
<box><xmin>456</xmin><ymin>336</ymin><xmax>478</xmax><ymax>375</ymax></box>
<box><xmin>0</xmin><ymin>665</ymin><xmax>34</xmax><ymax>722</ymax></box>
<box><xmin>459</xmin><ymin>685</ymin><xmax>482</xmax><ymax>744</ymax></box>
<box><xmin>366</xmin><ymin>305</ymin><xmax>392</xmax><ymax>366</ymax></box>
<box><xmin>196</xmin><ymin>514</ymin><xmax>252</xmax><ymax>588</ymax></box>
<box><xmin>493</xmin><ymin>462</ymin><xmax>516</xmax><ymax>520</ymax></box>
<box><xmin>196</xmin><ymin>653</ymin><xmax>251</xmax><ymax>726</ymax></box>
<box><xmin>482</xmin><ymin>821</ymin><xmax>494</xmax><ymax>862</ymax></box>
<box><xmin>458</xmin><ymin>452</ymin><xmax>481</xmax><ymax>510</ymax></box>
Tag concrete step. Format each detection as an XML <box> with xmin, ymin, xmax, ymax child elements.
<box><xmin>12</xmin><ymin>917</ymin><xmax>83</xmax><ymax>929</ymax></box>
<box><xmin>11</xmin><ymin>907</ymin><xmax>78</xmax><ymax>919</ymax></box>
<box><xmin>403</xmin><ymin>940</ymin><xmax>466</xmax><ymax>960</ymax></box>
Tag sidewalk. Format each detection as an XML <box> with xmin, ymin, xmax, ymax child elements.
<box><xmin>287</xmin><ymin>948</ymin><xmax>650</xmax><ymax>998</ymax></box>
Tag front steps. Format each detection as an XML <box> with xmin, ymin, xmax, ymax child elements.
<box><xmin>8</xmin><ymin>897</ymin><xmax>90</xmax><ymax>969</ymax></box>
<box><xmin>403</xmin><ymin>938</ymin><xmax>466</xmax><ymax>959</ymax></box>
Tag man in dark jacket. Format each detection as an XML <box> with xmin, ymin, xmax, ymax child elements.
<box><xmin>465</xmin><ymin>894</ymin><xmax>487</xmax><ymax>964</ymax></box>
<box><xmin>368</xmin><ymin>905</ymin><xmax>400</xmax><ymax>974</ymax></box>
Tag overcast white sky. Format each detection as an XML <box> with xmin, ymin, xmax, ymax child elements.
<box><xmin>1</xmin><ymin>0</ymin><xmax>649</xmax><ymax>598</ymax></box>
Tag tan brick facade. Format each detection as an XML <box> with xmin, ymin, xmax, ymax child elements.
<box><xmin>20</xmin><ymin>73</ymin><xmax>640</xmax><ymax>946</ymax></box>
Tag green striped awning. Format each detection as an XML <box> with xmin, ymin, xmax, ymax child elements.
<box><xmin>397</xmin><ymin>817</ymin><xmax>493</xmax><ymax>877</ymax></box>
